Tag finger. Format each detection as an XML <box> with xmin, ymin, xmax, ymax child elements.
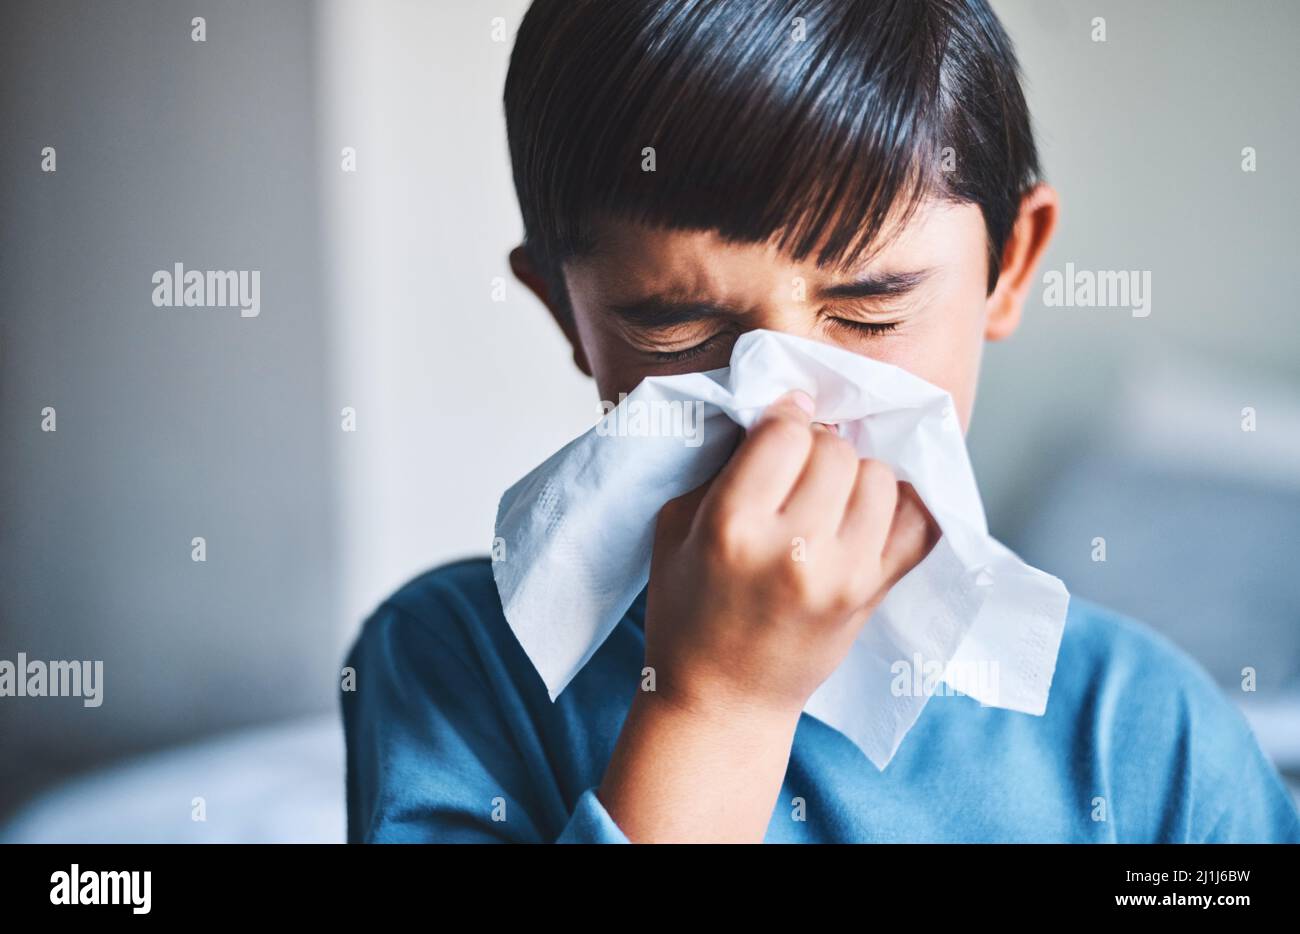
<box><xmin>879</xmin><ymin>482</ymin><xmax>940</xmax><ymax>586</ymax></box>
<box><xmin>655</xmin><ymin>475</ymin><xmax>715</xmax><ymax>544</ymax></box>
<box><xmin>779</xmin><ymin>429</ymin><xmax>860</xmax><ymax>534</ymax></box>
<box><xmin>703</xmin><ymin>390</ymin><xmax>815</xmax><ymax>517</ymax></box>
<box><xmin>836</xmin><ymin>459</ymin><xmax>899</xmax><ymax>553</ymax></box>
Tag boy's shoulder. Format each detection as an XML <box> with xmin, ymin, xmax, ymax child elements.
<box><xmin>344</xmin><ymin>557</ymin><xmax>535</xmax><ymax>693</ymax></box>
<box><xmin>343</xmin><ymin>556</ymin><xmax>643</xmax><ymax>740</ymax></box>
<box><xmin>350</xmin><ymin>556</ymin><xmax>503</xmax><ymax>654</ymax></box>
<box><xmin>1058</xmin><ymin>595</ymin><xmax>1219</xmax><ymax>695</ymax></box>
<box><xmin>380</xmin><ymin>555</ymin><xmax>500</xmax><ymax>621</ymax></box>
<box><xmin>1054</xmin><ymin>594</ymin><xmax>1250</xmax><ymax>759</ymax></box>
<box><xmin>1057</xmin><ymin>596</ymin><xmax>1240</xmax><ymax>714</ymax></box>
<box><xmin>1050</xmin><ymin>595</ymin><xmax>1298</xmax><ymax>840</ymax></box>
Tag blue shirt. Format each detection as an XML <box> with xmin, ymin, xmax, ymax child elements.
<box><xmin>341</xmin><ymin>557</ymin><xmax>1300</xmax><ymax>843</ymax></box>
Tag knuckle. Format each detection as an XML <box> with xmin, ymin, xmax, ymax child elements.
<box><xmin>656</xmin><ymin>489</ymin><xmax>695</xmax><ymax>532</ymax></box>
<box><xmin>816</xmin><ymin>580</ymin><xmax>856</xmax><ymax>616</ymax></box>
<box><xmin>658</xmin><ymin>493</ymin><xmax>686</xmax><ymax>521</ymax></box>
<box><xmin>849</xmin><ymin>557</ymin><xmax>885</xmax><ymax>602</ymax></box>
<box><xmin>860</xmin><ymin>457</ymin><xmax>895</xmax><ymax>481</ymax></box>
<box><xmin>859</xmin><ymin>457</ymin><xmax>898</xmax><ymax>490</ymax></box>
<box><xmin>815</xmin><ymin>431</ymin><xmax>857</xmax><ymax>467</ymax></box>
<box><xmin>699</xmin><ymin>508</ymin><xmax>756</xmax><ymax>564</ymax></box>
<box><xmin>653</xmin><ymin>498</ymin><xmax>683</xmax><ymax>540</ymax></box>
<box><xmin>781</xmin><ymin>559</ymin><xmax>820</xmax><ymax>601</ymax></box>
<box><xmin>781</xmin><ymin>559</ymin><xmax>852</xmax><ymax>614</ymax></box>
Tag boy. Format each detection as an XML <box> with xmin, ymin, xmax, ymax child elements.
<box><xmin>341</xmin><ymin>0</ymin><xmax>1300</xmax><ymax>843</ymax></box>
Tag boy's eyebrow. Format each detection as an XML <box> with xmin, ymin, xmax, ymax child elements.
<box><xmin>817</xmin><ymin>268</ymin><xmax>933</xmax><ymax>300</ymax></box>
<box><xmin>607</xmin><ymin>268</ymin><xmax>935</xmax><ymax>326</ymax></box>
<box><xmin>606</xmin><ymin>295</ymin><xmax>741</xmax><ymax>326</ymax></box>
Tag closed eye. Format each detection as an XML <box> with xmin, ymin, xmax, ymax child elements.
<box><xmin>824</xmin><ymin>317</ymin><xmax>900</xmax><ymax>337</ymax></box>
<box><xmin>648</xmin><ymin>330</ymin><xmax>733</xmax><ymax>362</ymax></box>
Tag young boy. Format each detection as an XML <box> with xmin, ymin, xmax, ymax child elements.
<box><xmin>341</xmin><ymin>0</ymin><xmax>1300</xmax><ymax>843</ymax></box>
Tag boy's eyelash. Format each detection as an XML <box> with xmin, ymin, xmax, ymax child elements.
<box><xmin>649</xmin><ymin>331</ymin><xmax>730</xmax><ymax>362</ymax></box>
<box><xmin>649</xmin><ymin>317</ymin><xmax>898</xmax><ymax>362</ymax></box>
<box><xmin>825</xmin><ymin>317</ymin><xmax>900</xmax><ymax>337</ymax></box>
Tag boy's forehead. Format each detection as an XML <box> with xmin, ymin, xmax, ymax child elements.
<box><xmin>572</xmin><ymin>199</ymin><xmax>979</xmax><ymax>286</ymax></box>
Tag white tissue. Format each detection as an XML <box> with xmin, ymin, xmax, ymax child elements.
<box><xmin>492</xmin><ymin>328</ymin><xmax>1069</xmax><ymax>770</ymax></box>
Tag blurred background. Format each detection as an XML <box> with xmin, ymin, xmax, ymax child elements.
<box><xmin>1</xmin><ymin>0</ymin><xmax>1297</xmax><ymax>841</ymax></box>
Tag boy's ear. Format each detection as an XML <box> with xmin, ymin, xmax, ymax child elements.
<box><xmin>984</xmin><ymin>183</ymin><xmax>1059</xmax><ymax>341</ymax></box>
<box><xmin>508</xmin><ymin>244</ymin><xmax>592</xmax><ymax>377</ymax></box>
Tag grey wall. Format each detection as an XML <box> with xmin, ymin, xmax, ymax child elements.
<box><xmin>0</xmin><ymin>0</ymin><xmax>338</xmax><ymax>817</ymax></box>
<box><xmin>974</xmin><ymin>0</ymin><xmax>1300</xmax><ymax>524</ymax></box>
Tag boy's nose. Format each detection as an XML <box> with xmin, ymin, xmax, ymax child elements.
<box><xmin>734</xmin><ymin>315</ymin><xmax>857</xmax><ymax>362</ymax></box>
<box><xmin>734</xmin><ymin>306</ymin><xmax>823</xmax><ymax>343</ymax></box>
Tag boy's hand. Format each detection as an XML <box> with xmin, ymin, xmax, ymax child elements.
<box><xmin>644</xmin><ymin>389</ymin><xmax>939</xmax><ymax>719</ymax></box>
<box><xmin>598</xmin><ymin>389</ymin><xmax>939</xmax><ymax>842</ymax></box>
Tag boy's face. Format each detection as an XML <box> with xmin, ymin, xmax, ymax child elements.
<box><xmin>516</xmin><ymin>189</ymin><xmax>1056</xmax><ymax>433</ymax></box>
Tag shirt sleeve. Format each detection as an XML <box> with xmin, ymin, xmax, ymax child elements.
<box><xmin>554</xmin><ymin>787</ymin><xmax>631</xmax><ymax>844</ymax></box>
<box><xmin>341</xmin><ymin>600</ymin><xmax>630</xmax><ymax>843</ymax></box>
<box><xmin>1088</xmin><ymin>608</ymin><xmax>1300</xmax><ymax>843</ymax></box>
<box><xmin>1196</xmin><ymin>714</ymin><xmax>1300</xmax><ymax>843</ymax></box>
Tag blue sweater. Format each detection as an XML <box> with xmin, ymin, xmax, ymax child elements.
<box><xmin>341</xmin><ymin>557</ymin><xmax>1300</xmax><ymax>843</ymax></box>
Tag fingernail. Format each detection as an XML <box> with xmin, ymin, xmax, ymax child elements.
<box><xmin>788</xmin><ymin>390</ymin><xmax>815</xmax><ymax>416</ymax></box>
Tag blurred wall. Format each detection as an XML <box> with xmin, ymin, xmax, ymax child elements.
<box><xmin>972</xmin><ymin>0</ymin><xmax>1300</xmax><ymax>525</ymax></box>
<box><xmin>0</xmin><ymin>0</ymin><xmax>338</xmax><ymax>817</ymax></box>
<box><xmin>319</xmin><ymin>0</ymin><xmax>593</xmax><ymax>635</ymax></box>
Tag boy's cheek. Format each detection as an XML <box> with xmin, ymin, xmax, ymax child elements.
<box><xmin>877</xmin><ymin>311</ymin><xmax>986</xmax><ymax>429</ymax></box>
<box><xmin>585</xmin><ymin>343</ymin><xmax>670</xmax><ymax>402</ymax></box>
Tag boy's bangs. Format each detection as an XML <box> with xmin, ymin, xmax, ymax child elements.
<box><xmin>512</xmin><ymin>0</ymin><xmax>953</xmax><ymax>274</ymax></box>
<box><xmin>582</xmin><ymin>66</ymin><xmax>941</xmax><ymax>275</ymax></box>
<box><xmin>508</xmin><ymin>0</ymin><xmax>1040</xmax><ymax>294</ymax></box>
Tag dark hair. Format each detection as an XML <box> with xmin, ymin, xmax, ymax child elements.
<box><xmin>504</xmin><ymin>0</ymin><xmax>1040</xmax><ymax>315</ymax></box>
